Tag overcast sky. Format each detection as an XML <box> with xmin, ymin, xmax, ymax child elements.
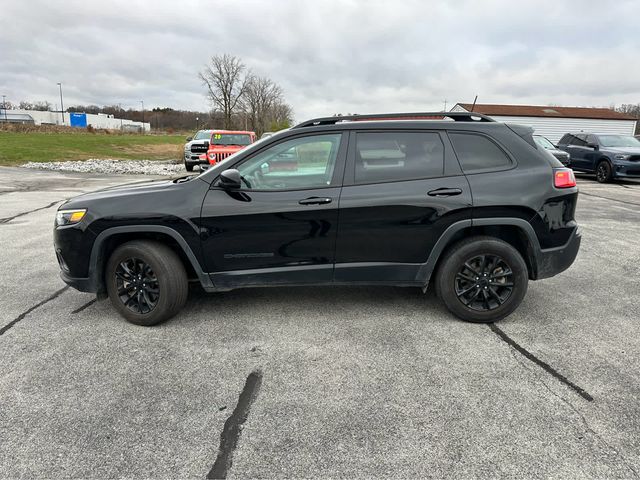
<box><xmin>2</xmin><ymin>0</ymin><xmax>639</xmax><ymax>121</ymax></box>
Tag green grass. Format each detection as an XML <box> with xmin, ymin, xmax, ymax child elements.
<box><xmin>0</xmin><ymin>131</ymin><xmax>185</xmax><ymax>166</ymax></box>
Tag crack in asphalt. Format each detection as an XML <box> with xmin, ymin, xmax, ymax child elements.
<box><xmin>207</xmin><ymin>369</ymin><xmax>263</xmax><ymax>479</ymax></box>
<box><xmin>489</xmin><ymin>323</ymin><xmax>593</xmax><ymax>401</ymax></box>
<box><xmin>579</xmin><ymin>191</ymin><xmax>640</xmax><ymax>207</ymax></box>
<box><xmin>0</xmin><ymin>286</ymin><xmax>69</xmax><ymax>336</ymax></box>
<box><xmin>0</xmin><ymin>199</ymin><xmax>64</xmax><ymax>224</ymax></box>
<box><xmin>71</xmin><ymin>298</ymin><xmax>97</xmax><ymax>314</ymax></box>
<box><xmin>508</xmin><ymin>349</ymin><xmax>639</xmax><ymax>479</ymax></box>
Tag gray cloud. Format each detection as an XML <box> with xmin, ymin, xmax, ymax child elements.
<box><xmin>1</xmin><ymin>0</ymin><xmax>639</xmax><ymax>122</ymax></box>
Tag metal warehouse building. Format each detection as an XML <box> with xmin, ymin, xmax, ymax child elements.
<box><xmin>452</xmin><ymin>103</ymin><xmax>637</xmax><ymax>143</ymax></box>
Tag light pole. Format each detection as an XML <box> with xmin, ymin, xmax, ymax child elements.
<box><xmin>2</xmin><ymin>95</ymin><xmax>7</xmax><ymax>122</ymax></box>
<box><xmin>195</xmin><ymin>116</ymin><xmax>199</xmax><ymax>130</ymax></box>
<box><xmin>140</xmin><ymin>100</ymin><xmax>144</xmax><ymax>133</ymax></box>
<box><xmin>57</xmin><ymin>83</ymin><xmax>64</xmax><ymax>125</ymax></box>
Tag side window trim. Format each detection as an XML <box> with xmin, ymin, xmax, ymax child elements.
<box><xmin>344</xmin><ymin>129</ymin><xmax>448</xmax><ymax>187</ymax></box>
<box><xmin>447</xmin><ymin>130</ymin><xmax>516</xmax><ymax>175</ymax></box>
<box><xmin>218</xmin><ymin>131</ymin><xmax>348</xmax><ymax>192</ymax></box>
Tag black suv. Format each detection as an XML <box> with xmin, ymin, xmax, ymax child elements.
<box><xmin>54</xmin><ymin>112</ymin><xmax>581</xmax><ymax>326</ymax></box>
<box><xmin>556</xmin><ymin>133</ymin><xmax>640</xmax><ymax>182</ymax></box>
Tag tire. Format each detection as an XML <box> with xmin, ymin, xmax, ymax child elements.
<box><xmin>106</xmin><ymin>240</ymin><xmax>188</xmax><ymax>326</ymax></box>
<box><xmin>596</xmin><ymin>160</ymin><xmax>612</xmax><ymax>183</ymax></box>
<box><xmin>435</xmin><ymin>236</ymin><xmax>528</xmax><ymax>323</ymax></box>
<box><xmin>185</xmin><ymin>162</ymin><xmax>194</xmax><ymax>172</ymax></box>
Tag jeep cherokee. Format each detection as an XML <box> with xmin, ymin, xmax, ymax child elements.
<box><xmin>54</xmin><ymin>112</ymin><xmax>581</xmax><ymax>326</ymax></box>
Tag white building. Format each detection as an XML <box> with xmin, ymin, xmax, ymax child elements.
<box><xmin>452</xmin><ymin>103</ymin><xmax>637</xmax><ymax>143</ymax></box>
<box><xmin>0</xmin><ymin>109</ymin><xmax>150</xmax><ymax>132</ymax></box>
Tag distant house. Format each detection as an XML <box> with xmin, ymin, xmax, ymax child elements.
<box><xmin>452</xmin><ymin>103</ymin><xmax>637</xmax><ymax>143</ymax></box>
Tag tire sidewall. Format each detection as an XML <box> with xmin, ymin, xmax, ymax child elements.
<box><xmin>437</xmin><ymin>238</ymin><xmax>528</xmax><ymax>323</ymax></box>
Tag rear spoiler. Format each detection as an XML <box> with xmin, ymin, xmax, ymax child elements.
<box><xmin>505</xmin><ymin>123</ymin><xmax>536</xmax><ymax>149</ymax></box>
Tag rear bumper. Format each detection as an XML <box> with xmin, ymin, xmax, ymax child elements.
<box><xmin>535</xmin><ymin>227</ymin><xmax>581</xmax><ymax>280</ymax></box>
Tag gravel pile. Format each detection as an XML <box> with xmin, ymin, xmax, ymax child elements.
<box><xmin>22</xmin><ymin>159</ymin><xmax>186</xmax><ymax>176</ymax></box>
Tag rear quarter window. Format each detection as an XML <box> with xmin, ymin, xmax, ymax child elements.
<box><xmin>448</xmin><ymin>132</ymin><xmax>513</xmax><ymax>173</ymax></box>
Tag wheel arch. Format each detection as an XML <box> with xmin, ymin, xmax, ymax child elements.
<box><xmin>418</xmin><ymin>218</ymin><xmax>541</xmax><ymax>288</ymax></box>
<box><xmin>89</xmin><ymin>225</ymin><xmax>213</xmax><ymax>296</ymax></box>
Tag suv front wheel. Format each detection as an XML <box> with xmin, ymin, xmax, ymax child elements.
<box><xmin>106</xmin><ymin>240</ymin><xmax>188</xmax><ymax>326</ymax></box>
<box><xmin>596</xmin><ymin>160</ymin><xmax>612</xmax><ymax>183</ymax></box>
<box><xmin>436</xmin><ymin>236</ymin><xmax>528</xmax><ymax>323</ymax></box>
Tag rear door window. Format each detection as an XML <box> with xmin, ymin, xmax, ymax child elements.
<box><xmin>354</xmin><ymin>131</ymin><xmax>444</xmax><ymax>184</ymax></box>
<box><xmin>570</xmin><ymin>134</ymin><xmax>588</xmax><ymax>146</ymax></box>
<box><xmin>448</xmin><ymin>132</ymin><xmax>513</xmax><ymax>173</ymax></box>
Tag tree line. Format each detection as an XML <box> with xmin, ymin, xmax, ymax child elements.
<box><xmin>1</xmin><ymin>55</ymin><xmax>294</xmax><ymax>134</ymax></box>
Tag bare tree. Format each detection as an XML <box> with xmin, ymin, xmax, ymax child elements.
<box><xmin>199</xmin><ymin>54</ymin><xmax>250</xmax><ymax>129</ymax></box>
<box><xmin>242</xmin><ymin>75</ymin><xmax>285</xmax><ymax>135</ymax></box>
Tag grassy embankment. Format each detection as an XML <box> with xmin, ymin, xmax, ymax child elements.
<box><xmin>0</xmin><ymin>126</ymin><xmax>185</xmax><ymax>166</ymax></box>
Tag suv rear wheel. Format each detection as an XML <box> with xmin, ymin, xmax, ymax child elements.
<box><xmin>436</xmin><ymin>236</ymin><xmax>528</xmax><ymax>323</ymax></box>
<box><xmin>106</xmin><ymin>240</ymin><xmax>188</xmax><ymax>326</ymax></box>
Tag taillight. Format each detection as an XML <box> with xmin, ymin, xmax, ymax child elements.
<box><xmin>554</xmin><ymin>168</ymin><xmax>576</xmax><ymax>188</ymax></box>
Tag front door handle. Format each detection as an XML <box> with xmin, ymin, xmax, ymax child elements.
<box><xmin>299</xmin><ymin>197</ymin><xmax>332</xmax><ymax>205</ymax></box>
<box><xmin>427</xmin><ymin>188</ymin><xmax>463</xmax><ymax>197</ymax></box>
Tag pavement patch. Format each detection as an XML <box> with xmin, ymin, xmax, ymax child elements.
<box><xmin>208</xmin><ymin>369</ymin><xmax>264</xmax><ymax>479</ymax></box>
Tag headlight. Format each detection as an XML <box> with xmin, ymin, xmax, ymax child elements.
<box><xmin>208</xmin><ymin>152</ymin><xmax>216</xmax><ymax>160</ymax></box>
<box><xmin>55</xmin><ymin>209</ymin><xmax>87</xmax><ymax>226</ymax></box>
<box><xmin>614</xmin><ymin>154</ymin><xmax>630</xmax><ymax>160</ymax></box>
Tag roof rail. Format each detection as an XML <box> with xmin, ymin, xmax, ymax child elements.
<box><xmin>293</xmin><ymin>111</ymin><xmax>495</xmax><ymax>129</ymax></box>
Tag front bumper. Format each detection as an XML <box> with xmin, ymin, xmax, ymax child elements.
<box><xmin>60</xmin><ymin>270</ymin><xmax>97</xmax><ymax>293</ymax></box>
<box><xmin>535</xmin><ymin>227</ymin><xmax>581</xmax><ymax>280</ymax></box>
<box><xmin>612</xmin><ymin>160</ymin><xmax>640</xmax><ymax>178</ymax></box>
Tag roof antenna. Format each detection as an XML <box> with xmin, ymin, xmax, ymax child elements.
<box><xmin>470</xmin><ymin>95</ymin><xmax>478</xmax><ymax>112</ymax></box>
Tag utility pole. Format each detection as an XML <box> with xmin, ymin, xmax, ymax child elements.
<box><xmin>57</xmin><ymin>83</ymin><xmax>64</xmax><ymax>125</ymax></box>
<box><xmin>2</xmin><ymin>95</ymin><xmax>7</xmax><ymax>122</ymax></box>
<box><xmin>140</xmin><ymin>100</ymin><xmax>145</xmax><ymax>134</ymax></box>
<box><xmin>443</xmin><ymin>99</ymin><xmax>447</xmax><ymax>111</ymax></box>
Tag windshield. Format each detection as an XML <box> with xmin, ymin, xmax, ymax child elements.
<box><xmin>193</xmin><ymin>131</ymin><xmax>211</xmax><ymax>140</ymax></box>
<box><xmin>211</xmin><ymin>133</ymin><xmax>252</xmax><ymax>146</ymax></box>
<box><xmin>598</xmin><ymin>135</ymin><xmax>640</xmax><ymax>148</ymax></box>
<box><xmin>534</xmin><ymin>136</ymin><xmax>555</xmax><ymax>149</ymax></box>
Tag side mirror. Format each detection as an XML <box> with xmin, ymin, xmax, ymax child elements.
<box><xmin>186</xmin><ymin>136</ymin><xmax>193</xmax><ymax>142</ymax></box>
<box><xmin>218</xmin><ymin>169</ymin><xmax>242</xmax><ymax>189</ymax></box>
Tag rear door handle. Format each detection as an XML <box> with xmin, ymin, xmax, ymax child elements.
<box><xmin>299</xmin><ymin>197</ymin><xmax>332</xmax><ymax>205</ymax></box>
<box><xmin>427</xmin><ymin>188</ymin><xmax>463</xmax><ymax>197</ymax></box>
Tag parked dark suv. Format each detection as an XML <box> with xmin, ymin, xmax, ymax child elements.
<box><xmin>556</xmin><ymin>133</ymin><xmax>640</xmax><ymax>182</ymax></box>
<box><xmin>54</xmin><ymin>112</ymin><xmax>581</xmax><ymax>326</ymax></box>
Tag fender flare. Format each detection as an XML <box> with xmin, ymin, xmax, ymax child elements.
<box><xmin>416</xmin><ymin>217</ymin><xmax>541</xmax><ymax>286</ymax></box>
<box><xmin>88</xmin><ymin>225</ymin><xmax>214</xmax><ymax>292</ymax></box>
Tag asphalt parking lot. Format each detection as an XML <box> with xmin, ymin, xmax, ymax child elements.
<box><xmin>0</xmin><ymin>166</ymin><xmax>639</xmax><ymax>479</ymax></box>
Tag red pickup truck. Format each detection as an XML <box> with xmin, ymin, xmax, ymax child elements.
<box><xmin>204</xmin><ymin>130</ymin><xmax>256</xmax><ymax>166</ymax></box>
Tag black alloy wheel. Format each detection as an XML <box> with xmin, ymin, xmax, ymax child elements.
<box><xmin>435</xmin><ymin>236</ymin><xmax>528</xmax><ymax>323</ymax></box>
<box><xmin>115</xmin><ymin>257</ymin><xmax>160</xmax><ymax>314</ymax></box>
<box><xmin>596</xmin><ymin>161</ymin><xmax>612</xmax><ymax>183</ymax></box>
<box><xmin>455</xmin><ymin>254</ymin><xmax>514</xmax><ymax>311</ymax></box>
